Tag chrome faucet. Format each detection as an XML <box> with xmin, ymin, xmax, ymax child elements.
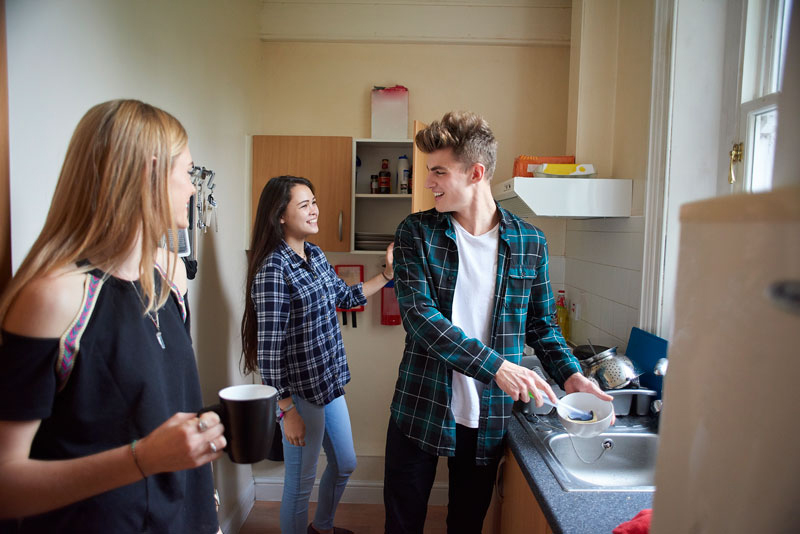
<box><xmin>654</xmin><ymin>358</ymin><xmax>668</xmax><ymax>377</ymax></box>
<box><xmin>651</xmin><ymin>359</ymin><xmax>668</xmax><ymax>413</ymax></box>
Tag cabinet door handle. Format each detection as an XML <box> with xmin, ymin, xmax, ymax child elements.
<box><xmin>495</xmin><ymin>456</ymin><xmax>506</xmax><ymax>501</ymax></box>
<box><xmin>338</xmin><ymin>211</ymin><xmax>343</xmax><ymax>241</ymax></box>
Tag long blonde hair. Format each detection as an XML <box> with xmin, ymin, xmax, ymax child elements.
<box><xmin>0</xmin><ymin>99</ymin><xmax>187</xmax><ymax>327</ymax></box>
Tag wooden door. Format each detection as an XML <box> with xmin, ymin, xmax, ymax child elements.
<box><xmin>499</xmin><ymin>448</ymin><xmax>552</xmax><ymax>534</ymax></box>
<box><xmin>251</xmin><ymin>136</ymin><xmax>352</xmax><ymax>252</ymax></box>
<box><xmin>0</xmin><ymin>0</ymin><xmax>10</xmax><ymax>292</ymax></box>
<box><xmin>411</xmin><ymin>120</ymin><xmax>434</xmax><ymax>213</ymax></box>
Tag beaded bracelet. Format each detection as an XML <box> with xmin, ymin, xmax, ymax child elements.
<box><xmin>130</xmin><ymin>440</ymin><xmax>147</xmax><ymax>478</ymax></box>
<box><xmin>277</xmin><ymin>402</ymin><xmax>295</xmax><ymax>420</ymax></box>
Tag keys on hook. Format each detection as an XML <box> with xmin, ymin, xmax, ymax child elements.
<box><xmin>189</xmin><ymin>165</ymin><xmax>203</xmax><ymax>186</ymax></box>
<box><xmin>187</xmin><ymin>165</ymin><xmax>219</xmax><ymax>233</ymax></box>
<box><xmin>205</xmin><ymin>194</ymin><xmax>218</xmax><ymax>233</ymax></box>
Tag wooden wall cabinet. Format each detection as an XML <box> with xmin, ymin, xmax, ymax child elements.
<box><xmin>251</xmin><ymin>135</ymin><xmax>352</xmax><ymax>252</ymax></box>
<box><xmin>251</xmin><ymin>123</ymin><xmax>434</xmax><ymax>254</ymax></box>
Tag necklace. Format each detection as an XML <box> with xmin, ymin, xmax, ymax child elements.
<box><xmin>130</xmin><ymin>282</ymin><xmax>166</xmax><ymax>350</ymax></box>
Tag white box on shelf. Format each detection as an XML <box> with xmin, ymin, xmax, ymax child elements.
<box><xmin>371</xmin><ymin>86</ymin><xmax>408</xmax><ymax>139</ymax></box>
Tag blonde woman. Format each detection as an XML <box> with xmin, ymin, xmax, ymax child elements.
<box><xmin>0</xmin><ymin>100</ymin><xmax>223</xmax><ymax>533</ymax></box>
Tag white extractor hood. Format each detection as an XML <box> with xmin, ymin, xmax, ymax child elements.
<box><xmin>493</xmin><ymin>177</ymin><xmax>632</xmax><ymax>218</ymax></box>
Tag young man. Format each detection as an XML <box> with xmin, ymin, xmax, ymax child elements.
<box><xmin>384</xmin><ymin>111</ymin><xmax>611</xmax><ymax>534</ymax></box>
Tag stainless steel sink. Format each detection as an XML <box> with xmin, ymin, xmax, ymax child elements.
<box><xmin>518</xmin><ymin>413</ymin><xmax>659</xmax><ymax>492</ymax></box>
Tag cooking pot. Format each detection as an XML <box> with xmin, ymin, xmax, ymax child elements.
<box><xmin>573</xmin><ymin>344</ymin><xmax>612</xmax><ymax>361</ymax></box>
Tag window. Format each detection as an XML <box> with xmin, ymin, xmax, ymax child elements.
<box><xmin>736</xmin><ymin>0</ymin><xmax>793</xmax><ymax>192</ymax></box>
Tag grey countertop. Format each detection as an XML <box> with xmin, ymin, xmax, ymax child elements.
<box><xmin>506</xmin><ymin>413</ymin><xmax>653</xmax><ymax>534</ymax></box>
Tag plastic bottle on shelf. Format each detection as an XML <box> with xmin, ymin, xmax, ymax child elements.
<box><xmin>397</xmin><ymin>155</ymin><xmax>410</xmax><ymax>194</ymax></box>
<box><xmin>378</xmin><ymin>159</ymin><xmax>391</xmax><ymax>194</ymax></box>
<box><xmin>555</xmin><ymin>289</ymin><xmax>571</xmax><ymax>341</ymax></box>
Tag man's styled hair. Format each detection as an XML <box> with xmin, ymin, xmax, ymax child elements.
<box><xmin>415</xmin><ymin>111</ymin><xmax>498</xmax><ymax>180</ymax></box>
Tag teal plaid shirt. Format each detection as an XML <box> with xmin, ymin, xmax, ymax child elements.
<box><xmin>389</xmin><ymin>205</ymin><xmax>582</xmax><ymax>464</ymax></box>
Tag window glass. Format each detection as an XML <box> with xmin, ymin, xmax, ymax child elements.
<box><xmin>738</xmin><ymin>0</ymin><xmax>793</xmax><ymax>192</ymax></box>
<box><xmin>748</xmin><ymin>108</ymin><xmax>778</xmax><ymax>192</ymax></box>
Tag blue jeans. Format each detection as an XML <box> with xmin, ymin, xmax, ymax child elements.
<box><xmin>280</xmin><ymin>394</ymin><xmax>357</xmax><ymax>534</ymax></box>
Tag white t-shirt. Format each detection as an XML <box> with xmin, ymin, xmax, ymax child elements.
<box><xmin>450</xmin><ymin>217</ymin><xmax>499</xmax><ymax>428</ymax></box>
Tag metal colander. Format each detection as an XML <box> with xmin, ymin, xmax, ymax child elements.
<box><xmin>585</xmin><ymin>352</ymin><xmax>638</xmax><ymax>390</ymax></box>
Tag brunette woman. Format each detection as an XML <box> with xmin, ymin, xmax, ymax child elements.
<box><xmin>0</xmin><ymin>100</ymin><xmax>223</xmax><ymax>533</ymax></box>
<box><xmin>242</xmin><ymin>176</ymin><xmax>393</xmax><ymax>534</ymax></box>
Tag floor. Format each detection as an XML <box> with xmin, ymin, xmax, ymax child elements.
<box><xmin>239</xmin><ymin>501</ymin><xmax>448</xmax><ymax>534</ymax></box>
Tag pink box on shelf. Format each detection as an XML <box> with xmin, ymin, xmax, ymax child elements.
<box><xmin>371</xmin><ymin>85</ymin><xmax>408</xmax><ymax>139</ymax></box>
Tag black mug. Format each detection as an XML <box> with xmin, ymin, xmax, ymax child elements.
<box><xmin>200</xmin><ymin>384</ymin><xmax>277</xmax><ymax>464</ymax></box>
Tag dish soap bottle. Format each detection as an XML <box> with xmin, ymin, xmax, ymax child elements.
<box><xmin>556</xmin><ymin>289</ymin><xmax>570</xmax><ymax>341</ymax></box>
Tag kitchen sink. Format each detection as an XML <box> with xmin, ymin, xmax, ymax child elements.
<box><xmin>518</xmin><ymin>412</ymin><xmax>659</xmax><ymax>492</ymax></box>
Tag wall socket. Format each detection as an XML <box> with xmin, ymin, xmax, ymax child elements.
<box><xmin>570</xmin><ymin>301</ymin><xmax>581</xmax><ymax>321</ymax></box>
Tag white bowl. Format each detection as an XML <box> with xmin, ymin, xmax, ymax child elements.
<box><xmin>556</xmin><ymin>392</ymin><xmax>614</xmax><ymax>438</ymax></box>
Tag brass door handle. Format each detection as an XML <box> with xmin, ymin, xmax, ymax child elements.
<box><xmin>729</xmin><ymin>142</ymin><xmax>743</xmax><ymax>184</ymax></box>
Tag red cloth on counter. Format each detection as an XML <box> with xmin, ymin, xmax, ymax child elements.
<box><xmin>612</xmin><ymin>509</ymin><xmax>652</xmax><ymax>534</ymax></box>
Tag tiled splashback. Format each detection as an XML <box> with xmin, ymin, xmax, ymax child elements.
<box><xmin>550</xmin><ymin>216</ymin><xmax>645</xmax><ymax>354</ymax></box>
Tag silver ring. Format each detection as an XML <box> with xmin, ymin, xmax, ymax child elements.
<box><xmin>209</xmin><ymin>441</ymin><xmax>218</xmax><ymax>453</ymax></box>
<box><xmin>197</xmin><ymin>419</ymin><xmax>208</xmax><ymax>433</ymax></box>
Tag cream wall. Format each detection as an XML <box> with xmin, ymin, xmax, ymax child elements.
<box><xmin>612</xmin><ymin>0</ymin><xmax>655</xmax><ymax>216</ymax></box>
<box><xmin>254</xmin><ymin>41</ymin><xmax>571</xmax><ymax>180</ymax></box>
<box><xmin>250</xmin><ymin>40</ymin><xmax>572</xmax><ymax>487</ymax></box>
<box><xmin>559</xmin><ymin>0</ymin><xmax>653</xmax><ymax>349</ymax></box>
<box><xmin>566</xmin><ymin>0</ymin><xmax>618</xmax><ymax>179</ymax></box>
<box><xmin>567</xmin><ymin>0</ymin><xmax>653</xmax><ymax>216</ymax></box>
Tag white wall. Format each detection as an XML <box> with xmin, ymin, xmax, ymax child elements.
<box><xmin>566</xmin><ymin>0</ymin><xmax>618</xmax><ymax>178</ymax></box>
<box><xmin>773</xmin><ymin>0</ymin><xmax>799</xmax><ymax>189</ymax></box>
<box><xmin>658</xmin><ymin>0</ymin><xmax>733</xmax><ymax>339</ymax></box>
<box><xmin>558</xmin><ymin>0</ymin><xmax>653</xmax><ymax>350</ymax></box>
<box><xmin>564</xmin><ymin>217</ymin><xmax>644</xmax><ymax>352</ymax></box>
<box><xmin>7</xmin><ymin>1</ymin><xmax>262</xmax><ymax>531</ymax></box>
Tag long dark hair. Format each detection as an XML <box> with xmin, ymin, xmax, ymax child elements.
<box><xmin>241</xmin><ymin>175</ymin><xmax>315</xmax><ymax>375</ymax></box>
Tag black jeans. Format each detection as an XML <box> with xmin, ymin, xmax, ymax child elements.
<box><xmin>384</xmin><ymin>419</ymin><xmax>501</xmax><ymax>534</ymax></box>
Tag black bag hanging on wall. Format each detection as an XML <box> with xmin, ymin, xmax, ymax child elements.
<box><xmin>266</xmin><ymin>422</ymin><xmax>283</xmax><ymax>461</ymax></box>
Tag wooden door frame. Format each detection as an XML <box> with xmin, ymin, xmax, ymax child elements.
<box><xmin>0</xmin><ymin>0</ymin><xmax>11</xmax><ymax>293</ymax></box>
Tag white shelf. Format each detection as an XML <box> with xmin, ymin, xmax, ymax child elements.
<box><xmin>352</xmin><ymin>138</ymin><xmax>414</xmax><ymax>253</ymax></box>
<box><xmin>355</xmin><ymin>194</ymin><xmax>412</xmax><ymax>199</ymax></box>
<box><xmin>350</xmin><ymin>249</ymin><xmax>388</xmax><ymax>255</ymax></box>
<box><xmin>354</xmin><ymin>138</ymin><xmax>412</xmax><ymax>148</ymax></box>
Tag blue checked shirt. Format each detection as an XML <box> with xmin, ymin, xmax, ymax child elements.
<box><xmin>390</xmin><ymin>205</ymin><xmax>582</xmax><ymax>464</ymax></box>
<box><xmin>252</xmin><ymin>241</ymin><xmax>366</xmax><ymax>405</ymax></box>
